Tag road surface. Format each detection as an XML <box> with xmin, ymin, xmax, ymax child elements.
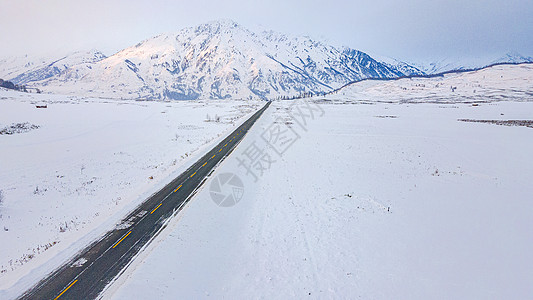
<box><xmin>18</xmin><ymin>101</ymin><xmax>271</xmax><ymax>300</ymax></box>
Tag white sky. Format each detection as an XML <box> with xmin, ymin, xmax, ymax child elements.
<box><xmin>1</xmin><ymin>0</ymin><xmax>532</xmax><ymax>63</ymax></box>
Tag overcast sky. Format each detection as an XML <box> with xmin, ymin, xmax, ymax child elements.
<box><xmin>1</xmin><ymin>0</ymin><xmax>532</xmax><ymax>64</ymax></box>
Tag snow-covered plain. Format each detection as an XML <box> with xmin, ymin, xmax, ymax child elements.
<box><xmin>109</xmin><ymin>81</ymin><xmax>532</xmax><ymax>297</ymax></box>
<box><xmin>0</xmin><ymin>89</ymin><xmax>261</xmax><ymax>297</ymax></box>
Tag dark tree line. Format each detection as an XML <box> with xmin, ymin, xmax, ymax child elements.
<box><xmin>0</xmin><ymin>78</ymin><xmax>40</xmax><ymax>93</ymax></box>
<box><xmin>274</xmin><ymin>91</ymin><xmax>327</xmax><ymax>100</ymax></box>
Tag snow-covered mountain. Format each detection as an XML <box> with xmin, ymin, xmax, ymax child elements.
<box><xmin>371</xmin><ymin>54</ymin><xmax>425</xmax><ymax>78</ymax></box>
<box><xmin>417</xmin><ymin>52</ymin><xmax>533</xmax><ymax>74</ymax></box>
<box><xmin>0</xmin><ymin>50</ymin><xmax>106</xmax><ymax>84</ymax></box>
<box><xmin>22</xmin><ymin>20</ymin><xmax>421</xmax><ymax>100</ymax></box>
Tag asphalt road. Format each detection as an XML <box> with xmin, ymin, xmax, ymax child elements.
<box><xmin>18</xmin><ymin>101</ymin><xmax>271</xmax><ymax>300</ymax></box>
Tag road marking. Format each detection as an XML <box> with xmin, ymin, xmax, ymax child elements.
<box><xmin>219</xmin><ymin>149</ymin><xmax>222</xmax><ymax>152</ymax></box>
<box><xmin>211</xmin><ymin>154</ymin><xmax>215</xmax><ymax>159</ymax></box>
<box><xmin>202</xmin><ymin>162</ymin><xmax>207</xmax><ymax>167</ymax></box>
<box><xmin>224</xmin><ymin>143</ymin><xmax>227</xmax><ymax>147</ymax></box>
<box><xmin>113</xmin><ymin>231</ymin><xmax>132</xmax><ymax>249</ymax></box>
<box><xmin>190</xmin><ymin>172</ymin><xmax>196</xmax><ymax>178</ymax></box>
<box><xmin>174</xmin><ymin>184</ymin><xmax>182</xmax><ymax>192</ymax></box>
<box><xmin>150</xmin><ymin>203</ymin><xmax>163</xmax><ymax>214</ymax></box>
<box><xmin>54</xmin><ymin>279</ymin><xmax>78</xmax><ymax>300</ymax></box>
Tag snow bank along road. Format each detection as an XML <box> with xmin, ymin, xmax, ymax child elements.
<box><xmin>18</xmin><ymin>101</ymin><xmax>271</xmax><ymax>300</ymax></box>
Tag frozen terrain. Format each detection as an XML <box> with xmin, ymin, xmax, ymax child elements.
<box><xmin>107</xmin><ymin>77</ymin><xmax>532</xmax><ymax>298</ymax></box>
<box><xmin>0</xmin><ymin>89</ymin><xmax>261</xmax><ymax>297</ymax></box>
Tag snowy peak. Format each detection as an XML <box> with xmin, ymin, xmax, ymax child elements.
<box><xmin>18</xmin><ymin>20</ymin><xmax>422</xmax><ymax>100</ymax></box>
<box><xmin>192</xmin><ymin>19</ymin><xmax>242</xmax><ymax>35</ymax></box>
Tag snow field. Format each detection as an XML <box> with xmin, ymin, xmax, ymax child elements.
<box><xmin>110</xmin><ymin>100</ymin><xmax>533</xmax><ymax>299</ymax></box>
<box><xmin>0</xmin><ymin>89</ymin><xmax>261</xmax><ymax>297</ymax></box>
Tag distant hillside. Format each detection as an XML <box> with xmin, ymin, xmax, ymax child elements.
<box><xmin>0</xmin><ymin>50</ymin><xmax>106</xmax><ymax>85</ymax></box>
<box><xmin>321</xmin><ymin>63</ymin><xmax>533</xmax><ymax>103</ymax></box>
<box><xmin>416</xmin><ymin>52</ymin><xmax>533</xmax><ymax>74</ymax></box>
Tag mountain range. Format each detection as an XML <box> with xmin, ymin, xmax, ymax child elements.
<box><xmin>1</xmin><ymin>20</ymin><xmax>424</xmax><ymax>100</ymax></box>
<box><xmin>1</xmin><ymin>20</ymin><xmax>531</xmax><ymax>100</ymax></box>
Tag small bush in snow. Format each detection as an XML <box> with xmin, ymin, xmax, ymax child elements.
<box><xmin>0</xmin><ymin>122</ymin><xmax>40</xmax><ymax>135</ymax></box>
<box><xmin>33</xmin><ymin>186</ymin><xmax>47</xmax><ymax>195</ymax></box>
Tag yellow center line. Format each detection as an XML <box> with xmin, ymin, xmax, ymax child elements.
<box><xmin>113</xmin><ymin>231</ymin><xmax>132</xmax><ymax>249</ymax></box>
<box><xmin>150</xmin><ymin>203</ymin><xmax>163</xmax><ymax>214</ymax></box>
<box><xmin>211</xmin><ymin>154</ymin><xmax>215</xmax><ymax>159</ymax></box>
<box><xmin>174</xmin><ymin>185</ymin><xmax>182</xmax><ymax>192</ymax></box>
<box><xmin>190</xmin><ymin>171</ymin><xmax>196</xmax><ymax>178</ymax></box>
<box><xmin>219</xmin><ymin>149</ymin><xmax>222</xmax><ymax>152</ymax></box>
<box><xmin>202</xmin><ymin>162</ymin><xmax>207</xmax><ymax>167</ymax></box>
<box><xmin>224</xmin><ymin>143</ymin><xmax>227</xmax><ymax>147</ymax></box>
<box><xmin>54</xmin><ymin>279</ymin><xmax>78</xmax><ymax>300</ymax></box>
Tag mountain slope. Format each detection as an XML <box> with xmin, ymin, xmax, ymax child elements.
<box><xmin>0</xmin><ymin>50</ymin><xmax>106</xmax><ymax>84</ymax></box>
<box><xmin>28</xmin><ymin>20</ymin><xmax>421</xmax><ymax>100</ymax></box>
<box><xmin>371</xmin><ymin>54</ymin><xmax>425</xmax><ymax>77</ymax></box>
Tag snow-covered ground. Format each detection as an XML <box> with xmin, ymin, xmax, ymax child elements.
<box><xmin>108</xmin><ymin>98</ymin><xmax>533</xmax><ymax>299</ymax></box>
<box><xmin>2</xmin><ymin>62</ymin><xmax>532</xmax><ymax>299</ymax></box>
<box><xmin>327</xmin><ymin>63</ymin><xmax>533</xmax><ymax>104</ymax></box>
<box><xmin>0</xmin><ymin>89</ymin><xmax>261</xmax><ymax>297</ymax></box>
